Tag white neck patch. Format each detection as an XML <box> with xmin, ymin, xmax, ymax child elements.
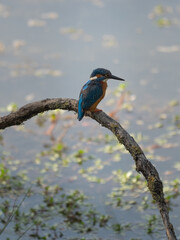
<box><xmin>90</xmin><ymin>76</ymin><xmax>97</xmax><ymax>80</ymax></box>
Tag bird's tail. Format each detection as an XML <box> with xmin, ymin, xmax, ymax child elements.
<box><xmin>78</xmin><ymin>111</ymin><xmax>84</xmax><ymax>121</ymax></box>
<box><xmin>78</xmin><ymin>95</ymin><xmax>84</xmax><ymax>121</ymax></box>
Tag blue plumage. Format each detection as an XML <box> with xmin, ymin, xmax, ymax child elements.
<box><xmin>90</xmin><ymin>68</ymin><xmax>111</xmax><ymax>78</ymax></box>
<box><xmin>78</xmin><ymin>93</ymin><xmax>84</xmax><ymax>121</ymax></box>
<box><xmin>78</xmin><ymin>68</ymin><xmax>124</xmax><ymax>121</ymax></box>
<box><xmin>78</xmin><ymin>80</ymin><xmax>103</xmax><ymax>120</ymax></box>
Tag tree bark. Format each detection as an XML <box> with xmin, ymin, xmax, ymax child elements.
<box><xmin>0</xmin><ymin>98</ymin><xmax>177</xmax><ymax>240</ymax></box>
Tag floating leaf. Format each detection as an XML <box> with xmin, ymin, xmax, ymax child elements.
<box><xmin>0</xmin><ymin>41</ymin><xmax>5</xmax><ymax>53</ymax></box>
<box><xmin>173</xmin><ymin>115</ymin><xmax>180</xmax><ymax>128</ymax></box>
<box><xmin>169</xmin><ymin>99</ymin><xmax>179</xmax><ymax>107</ymax></box>
<box><xmin>89</xmin><ymin>0</ymin><xmax>104</xmax><ymax>8</ymax></box>
<box><xmin>157</xmin><ymin>45</ymin><xmax>180</xmax><ymax>53</ymax></box>
<box><xmin>102</xmin><ymin>34</ymin><xmax>118</xmax><ymax>48</ymax></box>
<box><xmin>156</xmin><ymin>18</ymin><xmax>171</xmax><ymax>27</ymax></box>
<box><xmin>12</xmin><ymin>40</ymin><xmax>26</xmax><ymax>50</ymax></box>
<box><xmin>154</xmin><ymin>5</ymin><xmax>164</xmax><ymax>15</ymax></box>
<box><xmin>27</xmin><ymin>19</ymin><xmax>46</xmax><ymax>27</ymax></box>
<box><xmin>60</xmin><ymin>27</ymin><xmax>83</xmax><ymax>40</ymax></box>
<box><xmin>34</xmin><ymin>68</ymin><xmax>63</xmax><ymax>77</ymax></box>
<box><xmin>174</xmin><ymin>163</ymin><xmax>180</xmax><ymax>171</ymax></box>
<box><xmin>41</xmin><ymin>12</ymin><xmax>58</xmax><ymax>19</ymax></box>
<box><xmin>0</xmin><ymin>4</ymin><xmax>9</xmax><ymax>18</ymax></box>
<box><xmin>7</xmin><ymin>103</ymin><xmax>18</xmax><ymax>112</ymax></box>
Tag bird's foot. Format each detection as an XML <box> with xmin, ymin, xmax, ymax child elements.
<box><xmin>92</xmin><ymin>108</ymin><xmax>102</xmax><ymax>112</ymax></box>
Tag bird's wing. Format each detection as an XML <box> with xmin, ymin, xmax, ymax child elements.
<box><xmin>80</xmin><ymin>80</ymin><xmax>103</xmax><ymax>110</ymax></box>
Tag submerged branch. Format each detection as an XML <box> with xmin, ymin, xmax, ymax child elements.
<box><xmin>0</xmin><ymin>97</ymin><xmax>177</xmax><ymax>240</ymax></box>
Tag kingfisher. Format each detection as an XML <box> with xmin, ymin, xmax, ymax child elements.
<box><xmin>78</xmin><ymin>68</ymin><xmax>125</xmax><ymax>121</ymax></box>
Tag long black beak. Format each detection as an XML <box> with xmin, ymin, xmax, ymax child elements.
<box><xmin>110</xmin><ymin>74</ymin><xmax>125</xmax><ymax>81</ymax></box>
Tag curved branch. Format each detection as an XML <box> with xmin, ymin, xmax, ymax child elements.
<box><xmin>0</xmin><ymin>98</ymin><xmax>177</xmax><ymax>240</ymax></box>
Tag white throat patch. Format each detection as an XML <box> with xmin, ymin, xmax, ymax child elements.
<box><xmin>90</xmin><ymin>76</ymin><xmax>97</xmax><ymax>80</ymax></box>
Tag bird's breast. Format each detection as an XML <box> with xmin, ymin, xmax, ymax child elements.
<box><xmin>101</xmin><ymin>81</ymin><xmax>107</xmax><ymax>97</ymax></box>
<box><xmin>87</xmin><ymin>81</ymin><xmax>107</xmax><ymax>111</ymax></box>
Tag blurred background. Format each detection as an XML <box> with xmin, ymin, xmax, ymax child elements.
<box><xmin>0</xmin><ymin>0</ymin><xmax>180</xmax><ymax>239</ymax></box>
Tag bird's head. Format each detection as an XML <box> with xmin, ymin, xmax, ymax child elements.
<box><xmin>90</xmin><ymin>68</ymin><xmax>125</xmax><ymax>82</ymax></box>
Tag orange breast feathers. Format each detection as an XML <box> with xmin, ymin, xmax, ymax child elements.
<box><xmin>89</xmin><ymin>81</ymin><xmax>107</xmax><ymax>111</ymax></box>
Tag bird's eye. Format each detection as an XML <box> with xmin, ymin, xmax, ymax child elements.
<box><xmin>105</xmin><ymin>74</ymin><xmax>109</xmax><ymax>77</ymax></box>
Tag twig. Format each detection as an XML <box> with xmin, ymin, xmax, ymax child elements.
<box><xmin>16</xmin><ymin>223</ymin><xmax>34</xmax><ymax>240</ymax></box>
<box><xmin>0</xmin><ymin>188</ymin><xmax>31</xmax><ymax>235</ymax></box>
<box><xmin>0</xmin><ymin>98</ymin><xmax>177</xmax><ymax>240</ymax></box>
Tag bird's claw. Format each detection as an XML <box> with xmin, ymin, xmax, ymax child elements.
<box><xmin>92</xmin><ymin>108</ymin><xmax>102</xmax><ymax>112</ymax></box>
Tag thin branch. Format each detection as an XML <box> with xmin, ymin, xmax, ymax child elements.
<box><xmin>0</xmin><ymin>98</ymin><xmax>177</xmax><ymax>240</ymax></box>
<box><xmin>16</xmin><ymin>223</ymin><xmax>34</xmax><ymax>240</ymax></box>
<box><xmin>0</xmin><ymin>188</ymin><xmax>31</xmax><ymax>235</ymax></box>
